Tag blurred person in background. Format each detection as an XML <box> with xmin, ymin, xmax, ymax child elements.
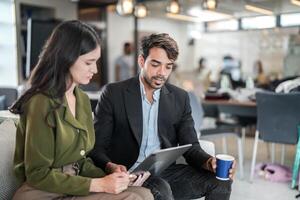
<box><xmin>220</xmin><ymin>55</ymin><xmax>244</xmax><ymax>89</ymax></box>
<box><xmin>194</xmin><ymin>57</ymin><xmax>211</xmax><ymax>97</ymax></box>
<box><xmin>253</xmin><ymin>60</ymin><xmax>269</xmax><ymax>87</ymax></box>
<box><xmin>115</xmin><ymin>42</ymin><xmax>135</xmax><ymax>81</ymax></box>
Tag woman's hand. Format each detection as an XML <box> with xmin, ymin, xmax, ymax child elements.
<box><xmin>90</xmin><ymin>172</ymin><xmax>130</xmax><ymax>194</ymax></box>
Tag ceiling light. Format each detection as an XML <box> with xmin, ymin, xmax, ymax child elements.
<box><xmin>202</xmin><ymin>0</ymin><xmax>218</xmax><ymax>10</ymax></box>
<box><xmin>187</xmin><ymin>8</ymin><xmax>232</xmax><ymax>21</ymax></box>
<box><xmin>167</xmin><ymin>0</ymin><xmax>181</xmax><ymax>14</ymax></box>
<box><xmin>166</xmin><ymin>11</ymin><xmax>231</xmax><ymax>23</ymax></box>
<box><xmin>166</xmin><ymin>13</ymin><xmax>203</xmax><ymax>23</ymax></box>
<box><xmin>134</xmin><ymin>3</ymin><xmax>147</xmax><ymax>18</ymax></box>
<box><xmin>291</xmin><ymin>0</ymin><xmax>300</xmax><ymax>6</ymax></box>
<box><xmin>116</xmin><ymin>0</ymin><xmax>134</xmax><ymax>16</ymax></box>
<box><xmin>245</xmin><ymin>4</ymin><xmax>273</xmax><ymax>15</ymax></box>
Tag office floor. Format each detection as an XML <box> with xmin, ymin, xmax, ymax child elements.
<box><xmin>205</xmin><ymin>136</ymin><xmax>299</xmax><ymax>200</ymax></box>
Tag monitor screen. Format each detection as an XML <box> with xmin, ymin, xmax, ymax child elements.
<box><xmin>25</xmin><ymin>19</ymin><xmax>60</xmax><ymax>78</ymax></box>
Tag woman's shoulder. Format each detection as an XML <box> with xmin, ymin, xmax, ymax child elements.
<box><xmin>23</xmin><ymin>92</ymin><xmax>55</xmax><ymax>112</ymax></box>
<box><xmin>28</xmin><ymin>92</ymin><xmax>52</xmax><ymax>104</ymax></box>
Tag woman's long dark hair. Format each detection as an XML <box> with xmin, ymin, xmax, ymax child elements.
<box><xmin>10</xmin><ymin>20</ymin><xmax>100</xmax><ymax>114</ymax></box>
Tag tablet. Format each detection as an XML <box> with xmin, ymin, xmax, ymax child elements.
<box><xmin>131</xmin><ymin>144</ymin><xmax>192</xmax><ymax>176</ymax></box>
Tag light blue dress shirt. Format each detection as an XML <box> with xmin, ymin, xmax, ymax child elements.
<box><xmin>129</xmin><ymin>77</ymin><xmax>161</xmax><ymax>171</ymax></box>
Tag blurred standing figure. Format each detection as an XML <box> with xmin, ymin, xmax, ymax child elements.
<box><xmin>220</xmin><ymin>55</ymin><xmax>243</xmax><ymax>89</ymax></box>
<box><xmin>253</xmin><ymin>60</ymin><xmax>269</xmax><ymax>86</ymax></box>
<box><xmin>115</xmin><ymin>42</ymin><xmax>134</xmax><ymax>81</ymax></box>
<box><xmin>195</xmin><ymin>57</ymin><xmax>211</xmax><ymax>95</ymax></box>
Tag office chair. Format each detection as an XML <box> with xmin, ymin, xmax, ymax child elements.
<box><xmin>249</xmin><ymin>92</ymin><xmax>300</xmax><ymax>189</ymax></box>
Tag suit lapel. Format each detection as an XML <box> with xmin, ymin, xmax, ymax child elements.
<box><xmin>124</xmin><ymin>77</ymin><xmax>143</xmax><ymax>146</ymax></box>
<box><xmin>158</xmin><ymin>85</ymin><xmax>174</xmax><ymax>148</ymax></box>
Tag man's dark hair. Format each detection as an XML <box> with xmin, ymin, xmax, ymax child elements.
<box><xmin>140</xmin><ymin>33</ymin><xmax>179</xmax><ymax>61</ymax></box>
<box><xmin>124</xmin><ymin>42</ymin><xmax>131</xmax><ymax>48</ymax></box>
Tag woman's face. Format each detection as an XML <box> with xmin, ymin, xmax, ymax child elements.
<box><xmin>69</xmin><ymin>46</ymin><xmax>101</xmax><ymax>85</ymax></box>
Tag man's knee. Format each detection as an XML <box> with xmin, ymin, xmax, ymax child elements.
<box><xmin>144</xmin><ymin>177</ymin><xmax>173</xmax><ymax>200</ymax></box>
<box><xmin>210</xmin><ymin>179</ymin><xmax>232</xmax><ymax>194</ymax></box>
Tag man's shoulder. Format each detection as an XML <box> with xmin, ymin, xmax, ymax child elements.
<box><xmin>103</xmin><ymin>77</ymin><xmax>137</xmax><ymax>93</ymax></box>
<box><xmin>165</xmin><ymin>83</ymin><xmax>188</xmax><ymax>96</ymax></box>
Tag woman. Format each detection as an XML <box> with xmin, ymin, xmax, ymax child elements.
<box><xmin>253</xmin><ymin>60</ymin><xmax>269</xmax><ymax>86</ymax></box>
<box><xmin>10</xmin><ymin>20</ymin><xmax>153</xmax><ymax>200</ymax></box>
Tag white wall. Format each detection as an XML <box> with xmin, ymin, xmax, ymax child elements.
<box><xmin>0</xmin><ymin>0</ymin><xmax>18</xmax><ymax>87</ymax></box>
<box><xmin>107</xmin><ymin>11</ymin><xmax>194</xmax><ymax>83</ymax></box>
<box><xmin>107</xmin><ymin>12</ymin><xmax>134</xmax><ymax>82</ymax></box>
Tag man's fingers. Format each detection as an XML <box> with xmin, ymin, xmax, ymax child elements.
<box><xmin>129</xmin><ymin>174</ymin><xmax>137</xmax><ymax>182</ymax></box>
<box><xmin>232</xmin><ymin>160</ymin><xmax>236</xmax><ymax>168</ymax></box>
<box><xmin>211</xmin><ymin>158</ymin><xmax>217</xmax><ymax>169</ymax></box>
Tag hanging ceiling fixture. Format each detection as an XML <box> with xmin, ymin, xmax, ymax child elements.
<box><xmin>116</xmin><ymin>0</ymin><xmax>134</xmax><ymax>16</ymax></box>
<box><xmin>202</xmin><ymin>0</ymin><xmax>218</xmax><ymax>10</ymax></box>
<box><xmin>134</xmin><ymin>3</ymin><xmax>148</xmax><ymax>18</ymax></box>
<box><xmin>291</xmin><ymin>0</ymin><xmax>300</xmax><ymax>6</ymax></box>
<box><xmin>245</xmin><ymin>4</ymin><xmax>273</xmax><ymax>15</ymax></box>
<box><xmin>166</xmin><ymin>0</ymin><xmax>181</xmax><ymax>14</ymax></box>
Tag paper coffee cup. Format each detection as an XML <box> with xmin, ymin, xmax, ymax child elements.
<box><xmin>216</xmin><ymin>154</ymin><xmax>234</xmax><ymax>181</ymax></box>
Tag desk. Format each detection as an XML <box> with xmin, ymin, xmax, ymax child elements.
<box><xmin>203</xmin><ymin>99</ymin><xmax>256</xmax><ymax>107</ymax></box>
<box><xmin>203</xmin><ymin>99</ymin><xmax>256</xmax><ymax>117</ymax></box>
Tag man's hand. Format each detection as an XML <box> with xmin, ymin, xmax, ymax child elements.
<box><xmin>204</xmin><ymin>157</ymin><xmax>236</xmax><ymax>179</ymax></box>
<box><xmin>105</xmin><ymin>162</ymin><xmax>127</xmax><ymax>174</ymax></box>
<box><xmin>129</xmin><ymin>171</ymin><xmax>151</xmax><ymax>186</ymax></box>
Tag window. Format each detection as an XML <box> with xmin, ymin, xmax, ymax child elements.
<box><xmin>280</xmin><ymin>13</ymin><xmax>300</xmax><ymax>27</ymax></box>
<box><xmin>0</xmin><ymin>0</ymin><xmax>18</xmax><ymax>86</ymax></box>
<box><xmin>241</xmin><ymin>16</ymin><xmax>276</xmax><ymax>30</ymax></box>
<box><xmin>207</xmin><ymin>19</ymin><xmax>239</xmax><ymax>32</ymax></box>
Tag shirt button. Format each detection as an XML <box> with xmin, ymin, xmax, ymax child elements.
<box><xmin>80</xmin><ymin>150</ymin><xmax>85</xmax><ymax>156</ymax></box>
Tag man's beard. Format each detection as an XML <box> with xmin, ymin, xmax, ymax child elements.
<box><xmin>143</xmin><ymin>74</ymin><xmax>166</xmax><ymax>89</ymax></box>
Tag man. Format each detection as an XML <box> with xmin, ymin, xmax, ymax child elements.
<box><xmin>90</xmin><ymin>33</ymin><xmax>234</xmax><ymax>200</ymax></box>
<box><xmin>115</xmin><ymin>42</ymin><xmax>134</xmax><ymax>81</ymax></box>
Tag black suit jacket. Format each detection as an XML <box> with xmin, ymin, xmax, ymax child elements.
<box><xmin>90</xmin><ymin>76</ymin><xmax>211</xmax><ymax>170</ymax></box>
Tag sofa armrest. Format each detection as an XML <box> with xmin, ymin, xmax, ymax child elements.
<box><xmin>199</xmin><ymin>140</ymin><xmax>215</xmax><ymax>157</ymax></box>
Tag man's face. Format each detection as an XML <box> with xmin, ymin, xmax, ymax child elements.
<box><xmin>125</xmin><ymin>44</ymin><xmax>132</xmax><ymax>55</ymax></box>
<box><xmin>139</xmin><ymin>47</ymin><xmax>174</xmax><ymax>90</ymax></box>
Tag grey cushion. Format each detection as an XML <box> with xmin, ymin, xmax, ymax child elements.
<box><xmin>0</xmin><ymin>120</ymin><xmax>21</xmax><ymax>200</ymax></box>
<box><xmin>0</xmin><ymin>95</ymin><xmax>5</xmax><ymax>110</ymax></box>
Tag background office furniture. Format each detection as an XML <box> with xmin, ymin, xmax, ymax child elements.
<box><xmin>0</xmin><ymin>87</ymin><xmax>18</xmax><ymax>110</ymax></box>
<box><xmin>249</xmin><ymin>92</ymin><xmax>300</xmax><ymax>189</ymax></box>
<box><xmin>188</xmin><ymin>92</ymin><xmax>244</xmax><ymax>179</ymax></box>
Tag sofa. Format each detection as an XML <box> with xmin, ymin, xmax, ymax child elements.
<box><xmin>0</xmin><ymin>120</ymin><xmax>20</xmax><ymax>199</ymax></box>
